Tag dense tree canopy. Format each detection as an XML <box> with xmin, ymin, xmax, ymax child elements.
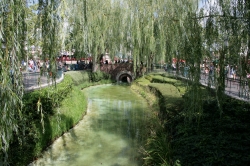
<box><xmin>1</xmin><ymin>0</ymin><xmax>250</xmax><ymax>164</ymax></box>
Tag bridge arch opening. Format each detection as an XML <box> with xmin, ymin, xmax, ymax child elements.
<box><xmin>115</xmin><ymin>71</ymin><xmax>133</xmax><ymax>83</ymax></box>
<box><xmin>118</xmin><ymin>74</ymin><xmax>133</xmax><ymax>83</ymax></box>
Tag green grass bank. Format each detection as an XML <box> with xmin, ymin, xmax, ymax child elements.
<box><xmin>131</xmin><ymin>72</ymin><xmax>250</xmax><ymax>166</ymax></box>
<box><xmin>4</xmin><ymin>70</ymin><xmax>250</xmax><ymax>166</ymax></box>
<box><xmin>5</xmin><ymin>70</ymin><xmax>112</xmax><ymax>166</ymax></box>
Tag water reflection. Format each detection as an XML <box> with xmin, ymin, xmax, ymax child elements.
<box><xmin>29</xmin><ymin>84</ymin><xmax>151</xmax><ymax>166</ymax></box>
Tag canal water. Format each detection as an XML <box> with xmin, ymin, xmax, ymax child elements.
<box><xmin>29</xmin><ymin>84</ymin><xmax>152</xmax><ymax>166</ymax></box>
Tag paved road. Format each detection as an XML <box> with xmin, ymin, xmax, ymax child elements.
<box><xmin>23</xmin><ymin>70</ymin><xmax>64</xmax><ymax>92</ymax></box>
<box><xmin>160</xmin><ymin>69</ymin><xmax>250</xmax><ymax>102</ymax></box>
<box><xmin>22</xmin><ymin>68</ymin><xmax>250</xmax><ymax>102</ymax></box>
<box><xmin>199</xmin><ymin>73</ymin><xmax>249</xmax><ymax>101</ymax></box>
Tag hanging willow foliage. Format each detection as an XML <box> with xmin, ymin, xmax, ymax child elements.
<box><xmin>1</xmin><ymin>0</ymin><xmax>250</xmax><ymax>163</ymax></box>
<box><xmin>0</xmin><ymin>0</ymin><xmax>26</xmax><ymax>163</ymax></box>
<box><xmin>0</xmin><ymin>0</ymin><xmax>66</xmax><ymax>164</ymax></box>
<box><xmin>37</xmin><ymin>0</ymin><xmax>63</xmax><ymax>82</ymax></box>
<box><xmin>62</xmin><ymin>0</ymin><xmax>250</xmax><ymax>119</ymax></box>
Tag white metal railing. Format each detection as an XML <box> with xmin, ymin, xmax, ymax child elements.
<box><xmin>150</xmin><ymin>68</ymin><xmax>250</xmax><ymax>102</ymax></box>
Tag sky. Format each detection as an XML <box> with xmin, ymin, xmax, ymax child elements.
<box><xmin>27</xmin><ymin>0</ymin><xmax>38</xmax><ymax>6</ymax></box>
<box><xmin>27</xmin><ymin>0</ymin><xmax>214</xmax><ymax>12</ymax></box>
<box><xmin>198</xmin><ymin>0</ymin><xmax>218</xmax><ymax>13</ymax></box>
<box><xmin>197</xmin><ymin>0</ymin><xmax>219</xmax><ymax>27</ymax></box>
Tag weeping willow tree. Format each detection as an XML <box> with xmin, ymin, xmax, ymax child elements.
<box><xmin>0</xmin><ymin>0</ymin><xmax>26</xmax><ymax>162</ymax></box>
<box><xmin>179</xmin><ymin>6</ymin><xmax>205</xmax><ymax>120</ymax></box>
<box><xmin>37</xmin><ymin>0</ymin><xmax>65</xmax><ymax>80</ymax></box>
<box><xmin>0</xmin><ymin>0</ymin><xmax>66</xmax><ymax>164</ymax></box>
<box><xmin>197</xmin><ymin>0</ymin><xmax>250</xmax><ymax>115</ymax></box>
<box><xmin>1</xmin><ymin>0</ymin><xmax>250</xmax><ymax>164</ymax></box>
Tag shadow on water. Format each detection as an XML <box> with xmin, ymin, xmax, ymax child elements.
<box><xmin>6</xmin><ymin>110</ymin><xmax>77</xmax><ymax>166</ymax></box>
<box><xmin>113</xmin><ymin>81</ymin><xmax>131</xmax><ymax>87</ymax></box>
<box><xmin>84</xmin><ymin>85</ymin><xmax>151</xmax><ymax>165</ymax></box>
<box><xmin>92</xmin><ymin>106</ymin><xmax>148</xmax><ymax>140</ymax></box>
<box><xmin>25</xmin><ymin>84</ymin><xmax>152</xmax><ymax>166</ymax></box>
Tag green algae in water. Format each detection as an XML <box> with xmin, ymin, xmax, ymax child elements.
<box><xmin>29</xmin><ymin>84</ymin><xmax>152</xmax><ymax>166</ymax></box>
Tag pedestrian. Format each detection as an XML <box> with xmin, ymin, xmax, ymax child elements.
<box><xmin>234</xmin><ymin>66</ymin><xmax>237</xmax><ymax>80</ymax></box>
<box><xmin>224</xmin><ymin>65</ymin><xmax>228</xmax><ymax>77</ymax></box>
<box><xmin>231</xmin><ymin>66</ymin><xmax>236</xmax><ymax>80</ymax></box>
<box><xmin>208</xmin><ymin>63</ymin><xmax>214</xmax><ymax>86</ymax></box>
<box><xmin>225</xmin><ymin>64</ymin><xmax>230</xmax><ymax>78</ymax></box>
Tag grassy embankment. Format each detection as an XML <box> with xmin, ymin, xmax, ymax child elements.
<box><xmin>7</xmin><ymin>70</ymin><xmax>112</xmax><ymax>166</ymax></box>
<box><xmin>6</xmin><ymin>70</ymin><xmax>250</xmax><ymax>166</ymax></box>
<box><xmin>132</xmin><ymin>72</ymin><xmax>250</xmax><ymax>166</ymax></box>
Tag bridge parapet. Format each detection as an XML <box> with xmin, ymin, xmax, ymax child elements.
<box><xmin>100</xmin><ymin>63</ymin><xmax>134</xmax><ymax>81</ymax></box>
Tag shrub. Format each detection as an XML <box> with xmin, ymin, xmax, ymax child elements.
<box><xmin>88</xmin><ymin>71</ymin><xmax>111</xmax><ymax>82</ymax></box>
<box><xmin>7</xmin><ymin>75</ymin><xmax>74</xmax><ymax>165</ymax></box>
<box><xmin>22</xmin><ymin>75</ymin><xmax>73</xmax><ymax>116</ymax></box>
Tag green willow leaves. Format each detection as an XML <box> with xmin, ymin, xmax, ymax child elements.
<box><xmin>1</xmin><ymin>0</ymin><xmax>250</xmax><ymax>164</ymax></box>
<box><xmin>0</xmin><ymin>0</ymin><xmax>26</xmax><ymax>161</ymax></box>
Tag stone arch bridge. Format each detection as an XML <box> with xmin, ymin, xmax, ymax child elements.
<box><xmin>100</xmin><ymin>63</ymin><xmax>134</xmax><ymax>82</ymax></box>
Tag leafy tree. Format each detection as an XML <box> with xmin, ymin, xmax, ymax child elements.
<box><xmin>1</xmin><ymin>0</ymin><xmax>250</xmax><ymax>164</ymax></box>
<box><xmin>0</xmin><ymin>0</ymin><xmax>26</xmax><ymax>164</ymax></box>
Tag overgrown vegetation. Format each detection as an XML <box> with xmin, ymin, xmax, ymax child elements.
<box><xmin>66</xmin><ymin>70</ymin><xmax>113</xmax><ymax>90</ymax></box>
<box><xmin>1</xmin><ymin>0</ymin><xmax>250</xmax><ymax>165</ymax></box>
<box><xmin>2</xmin><ymin>71</ymin><xmax>111</xmax><ymax>165</ymax></box>
<box><xmin>133</xmin><ymin>73</ymin><xmax>250</xmax><ymax>166</ymax></box>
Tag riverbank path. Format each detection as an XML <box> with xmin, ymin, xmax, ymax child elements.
<box><xmin>23</xmin><ymin>70</ymin><xmax>64</xmax><ymax>92</ymax></box>
<box><xmin>156</xmin><ymin>69</ymin><xmax>250</xmax><ymax>102</ymax></box>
